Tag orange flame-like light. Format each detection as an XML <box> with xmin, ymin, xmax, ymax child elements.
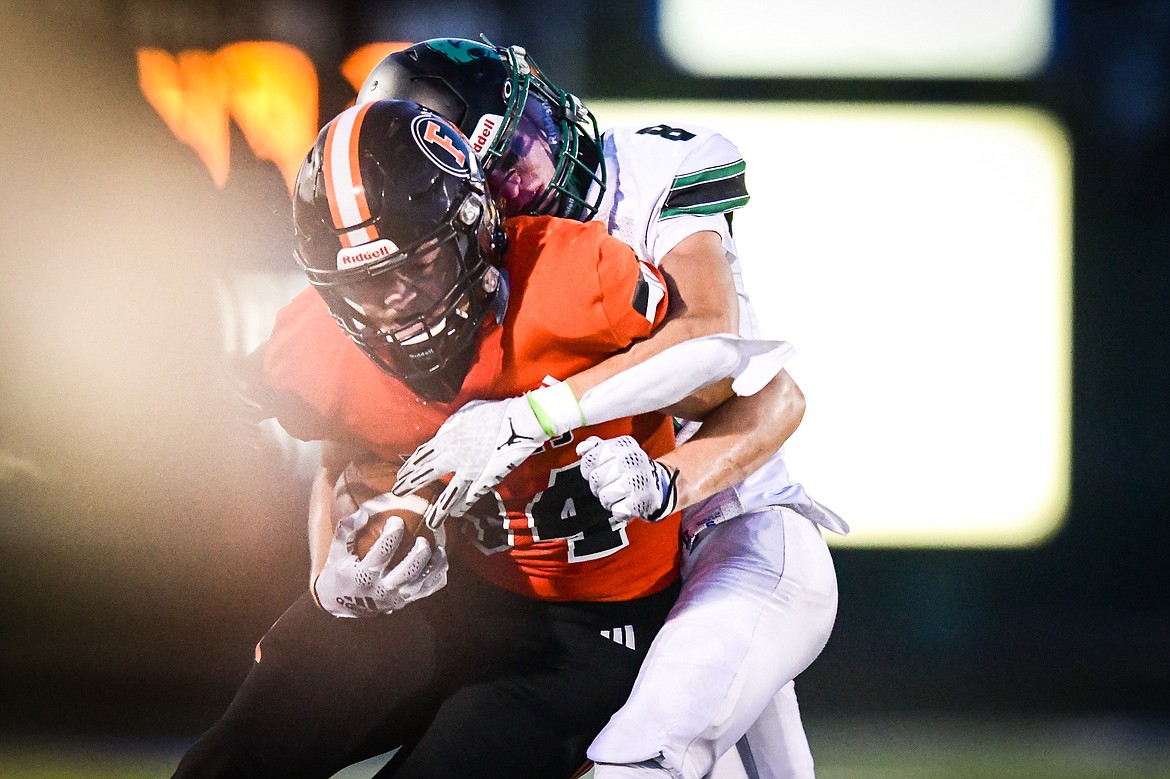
<box><xmin>341</xmin><ymin>42</ymin><xmax>412</xmax><ymax>95</ymax></box>
<box><xmin>218</xmin><ymin>42</ymin><xmax>318</xmax><ymax>193</ymax></box>
<box><xmin>137</xmin><ymin>42</ymin><xmax>412</xmax><ymax>195</ymax></box>
<box><xmin>138</xmin><ymin>42</ymin><xmax>320</xmax><ymax>194</ymax></box>
<box><xmin>138</xmin><ymin>48</ymin><xmax>232</xmax><ymax>188</ymax></box>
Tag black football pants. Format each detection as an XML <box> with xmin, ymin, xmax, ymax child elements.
<box><xmin>173</xmin><ymin>566</ymin><xmax>678</xmax><ymax>779</ymax></box>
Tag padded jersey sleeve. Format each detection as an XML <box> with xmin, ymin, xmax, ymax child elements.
<box><xmin>504</xmin><ymin>216</ymin><xmax>669</xmax><ymax>358</ymax></box>
<box><xmin>601</xmin><ymin>125</ymin><xmax>750</xmax><ymax>267</ymax></box>
<box><xmin>659</xmin><ymin>131</ymin><xmax>750</xmax><ymax>220</ymax></box>
<box><xmin>648</xmin><ymin>129</ymin><xmax>750</xmax><ymax>265</ymax></box>
<box><xmin>594</xmin><ymin>227</ymin><xmax>669</xmax><ymax>345</ymax></box>
<box><xmin>260</xmin><ymin>288</ymin><xmax>346</xmax><ymax>442</ymax></box>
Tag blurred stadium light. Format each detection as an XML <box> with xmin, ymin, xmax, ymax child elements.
<box><xmin>659</xmin><ymin>0</ymin><xmax>1055</xmax><ymax>79</ymax></box>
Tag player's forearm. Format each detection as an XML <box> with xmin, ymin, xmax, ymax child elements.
<box><xmin>495</xmin><ymin>228</ymin><xmax>800</xmax><ymax>443</ymax></box>
<box><xmin>658</xmin><ymin>370</ymin><xmax>805</xmax><ymax>511</ymax></box>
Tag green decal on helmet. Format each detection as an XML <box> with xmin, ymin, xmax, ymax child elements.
<box><xmin>426</xmin><ymin>39</ymin><xmax>493</xmax><ymax>64</ymax></box>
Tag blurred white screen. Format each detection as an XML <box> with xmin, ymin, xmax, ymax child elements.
<box><xmin>659</xmin><ymin>0</ymin><xmax>1054</xmax><ymax>78</ymax></box>
<box><xmin>594</xmin><ymin>100</ymin><xmax>1072</xmax><ymax>547</ymax></box>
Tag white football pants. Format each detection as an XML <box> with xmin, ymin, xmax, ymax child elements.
<box><xmin>588</xmin><ymin>506</ymin><xmax>838</xmax><ymax>779</ymax></box>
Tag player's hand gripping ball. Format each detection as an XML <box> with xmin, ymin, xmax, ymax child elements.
<box><xmin>312</xmin><ymin>461</ymin><xmax>447</xmax><ymax>618</ymax></box>
<box><xmin>334</xmin><ymin>461</ymin><xmax>439</xmax><ymax>559</ymax></box>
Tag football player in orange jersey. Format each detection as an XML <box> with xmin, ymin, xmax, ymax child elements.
<box><xmin>361</xmin><ymin>40</ymin><xmax>846</xmax><ymax>779</ymax></box>
<box><xmin>174</xmin><ymin>99</ymin><xmax>800</xmax><ymax>779</ymax></box>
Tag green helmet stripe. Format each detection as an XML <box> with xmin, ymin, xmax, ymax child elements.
<box><xmin>425</xmin><ymin>39</ymin><xmax>494</xmax><ymax>63</ymax></box>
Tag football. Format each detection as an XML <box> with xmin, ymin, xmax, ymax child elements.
<box><xmin>333</xmin><ymin>460</ymin><xmax>441</xmax><ymax>560</ymax></box>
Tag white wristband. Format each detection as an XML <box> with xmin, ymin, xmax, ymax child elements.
<box><xmin>525</xmin><ymin>381</ymin><xmax>586</xmax><ymax>437</ymax></box>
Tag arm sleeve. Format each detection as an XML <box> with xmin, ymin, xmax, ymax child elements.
<box><xmin>575</xmin><ymin>335</ymin><xmax>796</xmax><ymax>426</ymax></box>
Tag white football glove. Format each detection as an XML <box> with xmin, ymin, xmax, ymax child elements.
<box><xmin>576</xmin><ymin>435</ymin><xmax>679</xmax><ymax>522</ymax></box>
<box><xmin>393</xmin><ymin>383</ymin><xmax>584</xmax><ymax>528</ymax></box>
<box><xmin>311</xmin><ymin>497</ymin><xmax>448</xmax><ymax>619</ymax></box>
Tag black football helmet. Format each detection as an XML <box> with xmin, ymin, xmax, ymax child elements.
<box><xmin>292</xmin><ymin>99</ymin><xmax>506</xmax><ymax>402</ymax></box>
<box><xmin>357</xmin><ymin>38</ymin><xmax>605</xmax><ymax>222</ymax></box>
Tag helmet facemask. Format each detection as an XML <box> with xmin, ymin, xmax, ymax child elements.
<box><xmin>294</xmin><ymin>102</ymin><xmax>507</xmax><ymax>403</ymax></box>
<box><xmin>313</xmin><ymin>192</ymin><xmax>502</xmax><ymax>403</ymax></box>
<box><xmin>478</xmin><ymin>45</ymin><xmax>605</xmax><ymax>221</ymax></box>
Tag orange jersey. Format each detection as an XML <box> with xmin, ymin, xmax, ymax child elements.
<box><xmin>263</xmin><ymin>216</ymin><xmax>680</xmax><ymax>602</ymax></box>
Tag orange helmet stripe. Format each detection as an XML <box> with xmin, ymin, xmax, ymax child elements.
<box><xmin>322</xmin><ymin>102</ymin><xmax>378</xmax><ymax>249</ymax></box>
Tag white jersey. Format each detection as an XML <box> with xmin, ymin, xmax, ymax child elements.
<box><xmin>586</xmin><ymin>122</ymin><xmax>848</xmax><ymax>540</ymax></box>
<box><xmin>590</xmin><ymin>123</ymin><xmax>760</xmax><ymax>339</ymax></box>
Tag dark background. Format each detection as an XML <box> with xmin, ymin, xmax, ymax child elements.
<box><xmin>0</xmin><ymin>0</ymin><xmax>1167</xmax><ymax>751</ymax></box>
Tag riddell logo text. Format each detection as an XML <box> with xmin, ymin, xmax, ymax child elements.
<box><xmin>471</xmin><ymin>114</ymin><xmax>504</xmax><ymax>155</ymax></box>
<box><xmin>337</xmin><ymin>238</ymin><xmax>398</xmax><ymax>269</ymax></box>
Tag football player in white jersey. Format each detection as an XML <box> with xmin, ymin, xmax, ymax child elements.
<box><xmin>359</xmin><ymin>39</ymin><xmax>848</xmax><ymax>779</ymax></box>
